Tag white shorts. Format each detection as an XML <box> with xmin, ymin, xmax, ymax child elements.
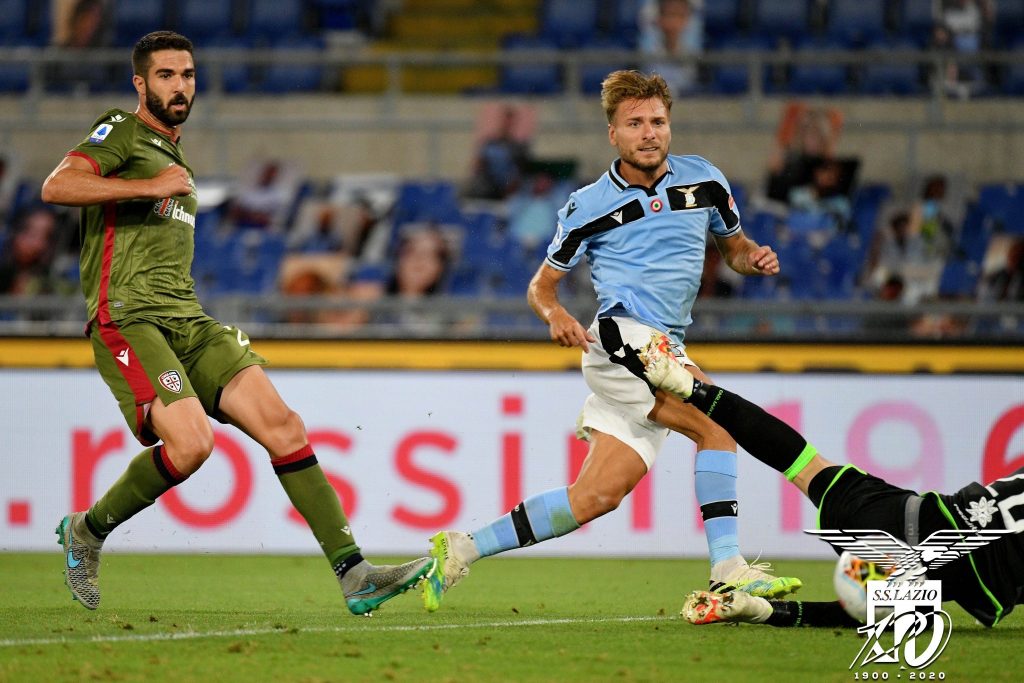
<box><xmin>577</xmin><ymin>317</ymin><xmax>697</xmax><ymax>470</ymax></box>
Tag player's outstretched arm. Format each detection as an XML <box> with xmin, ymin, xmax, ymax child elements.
<box><xmin>714</xmin><ymin>230</ymin><xmax>780</xmax><ymax>276</ymax></box>
<box><xmin>42</xmin><ymin>156</ymin><xmax>192</xmax><ymax>207</ymax></box>
<box><xmin>527</xmin><ymin>263</ymin><xmax>596</xmax><ymax>352</ymax></box>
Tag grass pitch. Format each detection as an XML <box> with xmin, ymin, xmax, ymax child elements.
<box><xmin>1</xmin><ymin>553</ymin><xmax>1020</xmax><ymax>682</ymax></box>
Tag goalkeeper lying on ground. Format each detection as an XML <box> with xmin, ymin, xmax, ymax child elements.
<box><xmin>639</xmin><ymin>334</ymin><xmax>1024</xmax><ymax>628</ymax></box>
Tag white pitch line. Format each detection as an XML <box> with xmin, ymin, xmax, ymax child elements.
<box><xmin>0</xmin><ymin>615</ymin><xmax>672</xmax><ymax>649</ymax></box>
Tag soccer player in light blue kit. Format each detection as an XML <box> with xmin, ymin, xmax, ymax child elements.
<box><xmin>424</xmin><ymin>70</ymin><xmax>801</xmax><ymax>612</ymax></box>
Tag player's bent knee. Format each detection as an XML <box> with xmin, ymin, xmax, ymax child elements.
<box><xmin>569</xmin><ymin>486</ymin><xmax>626</xmax><ymax>523</ymax></box>
<box><xmin>163</xmin><ymin>428</ymin><xmax>215</xmax><ymax>475</ymax></box>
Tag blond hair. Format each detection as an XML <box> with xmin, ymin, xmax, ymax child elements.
<box><xmin>600</xmin><ymin>70</ymin><xmax>673</xmax><ymax>123</ymax></box>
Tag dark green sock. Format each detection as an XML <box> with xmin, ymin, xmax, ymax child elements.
<box><xmin>272</xmin><ymin>445</ymin><xmax>360</xmax><ymax>565</ymax></box>
<box><xmin>86</xmin><ymin>445</ymin><xmax>186</xmax><ymax>539</ymax></box>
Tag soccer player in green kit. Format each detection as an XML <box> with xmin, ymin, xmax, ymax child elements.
<box><xmin>41</xmin><ymin>31</ymin><xmax>431</xmax><ymax>616</ymax></box>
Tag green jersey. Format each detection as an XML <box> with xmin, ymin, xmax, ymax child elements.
<box><xmin>69</xmin><ymin>108</ymin><xmax>202</xmax><ymax>324</ymax></box>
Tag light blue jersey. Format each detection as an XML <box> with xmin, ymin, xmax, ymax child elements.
<box><xmin>545</xmin><ymin>154</ymin><xmax>741</xmax><ymax>345</ymax></box>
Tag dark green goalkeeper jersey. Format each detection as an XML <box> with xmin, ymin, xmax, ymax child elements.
<box><xmin>68</xmin><ymin>108</ymin><xmax>202</xmax><ymax>325</ymax></box>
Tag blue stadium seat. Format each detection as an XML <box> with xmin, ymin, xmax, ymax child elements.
<box><xmin>1003</xmin><ymin>36</ymin><xmax>1024</xmax><ymax>94</ymax></box>
<box><xmin>708</xmin><ymin>36</ymin><xmax>772</xmax><ymax>95</ymax></box>
<box><xmin>219</xmin><ymin>231</ymin><xmax>287</xmax><ymax>294</ymax></box>
<box><xmin>977</xmin><ymin>184</ymin><xmax>1024</xmax><ymax>233</ymax></box>
<box><xmin>729</xmin><ymin>181</ymin><xmax>746</xmax><ymax>217</ymax></box>
<box><xmin>819</xmin><ymin>234</ymin><xmax>860</xmax><ymax>299</ymax></box>
<box><xmin>392</xmin><ymin>181</ymin><xmax>462</xmax><ymax>229</ymax></box>
<box><xmin>994</xmin><ymin>0</ymin><xmax>1024</xmax><ymax>49</ymax></box>
<box><xmin>598</xmin><ymin>0</ymin><xmax>642</xmax><ymax>49</ymax></box>
<box><xmin>899</xmin><ymin>0</ymin><xmax>937</xmax><ymax>47</ymax></box>
<box><xmin>824</xmin><ymin>0</ymin><xmax>888</xmax><ymax>47</ymax></box>
<box><xmin>703</xmin><ymin>0</ymin><xmax>744</xmax><ymax>45</ymax></box>
<box><xmin>178</xmin><ymin>0</ymin><xmax>236</xmax><ymax>43</ymax></box>
<box><xmin>859</xmin><ymin>42</ymin><xmax>925</xmax><ymax>95</ymax></box>
<box><xmin>0</xmin><ymin>65</ymin><xmax>29</xmax><ymax>93</ymax></box>
<box><xmin>248</xmin><ymin>0</ymin><xmax>306</xmax><ymax>41</ymax></box>
<box><xmin>578</xmin><ymin>39</ymin><xmax>635</xmax><ymax>94</ymax></box>
<box><xmin>541</xmin><ymin>0</ymin><xmax>599</xmax><ymax>49</ymax></box>
<box><xmin>744</xmin><ymin>212</ymin><xmax>777</xmax><ymax>246</ymax></box>
<box><xmin>850</xmin><ymin>183</ymin><xmax>891</xmax><ymax>243</ymax></box>
<box><xmin>260</xmin><ymin>36</ymin><xmax>326</xmax><ymax>93</ymax></box>
<box><xmin>311</xmin><ymin>0</ymin><xmax>359</xmax><ymax>31</ymax></box>
<box><xmin>198</xmin><ymin>36</ymin><xmax>254</xmax><ymax>93</ymax></box>
<box><xmin>937</xmin><ymin>256</ymin><xmax>979</xmax><ymax>298</ymax></box>
<box><xmin>0</xmin><ymin>0</ymin><xmax>27</xmax><ymax>44</ymax></box>
<box><xmin>112</xmin><ymin>0</ymin><xmax>166</xmax><ymax>46</ymax></box>
<box><xmin>752</xmin><ymin>0</ymin><xmax>809</xmax><ymax>44</ymax></box>
<box><xmin>500</xmin><ymin>35</ymin><xmax>562</xmax><ymax>94</ymax></box>
<box><xmin>956</xmin><ymin>204</ymin><xmax>992</xmax><ymax>263</ymax></box>
<box><xmin>787</xmin><ymin>40</ymin><xmax>850</xmax><ymax>95</ymax></box>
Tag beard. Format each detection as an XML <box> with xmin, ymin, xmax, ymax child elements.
<box><xmin>620</xmin><ymin>145</ymin><xmax>668</xmax><ymax>174</ymax></box>
<box><xmin>146</xmin><ymin>89</ymin><xmax>194</xmax><ymax>127</ymax></box>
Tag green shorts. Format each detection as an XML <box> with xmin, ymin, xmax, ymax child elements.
<box><xmin>90</xmin><ymin>314</ymin><xmax>267</xmax><ymax>445</ymax></box>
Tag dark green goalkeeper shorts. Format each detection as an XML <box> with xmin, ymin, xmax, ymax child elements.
<box><xmin>90</xmin><ymin>314</ymin><xmax>267</xmax><ymax>445</ymax></box>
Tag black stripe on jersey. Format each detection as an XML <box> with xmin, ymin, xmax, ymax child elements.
<box><xmin>549</xmin><ymin>199</ymin><xmax>645</xmax><ymax>266</ymax></box>
<box><xmin>597</xmin><ymin>318</ymin><xmax>657</xmax><ymax>395</ymax></box>
<box><xmin>667</xmin><ymin>181</ymin><xmax>739</xmax><ymax>230</ymax></box>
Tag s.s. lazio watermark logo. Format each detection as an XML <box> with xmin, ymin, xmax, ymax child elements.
<box><xmin>806</xmin><ymin>528</ymin><xmax>1013</xmax><ymax>670</ymax></box>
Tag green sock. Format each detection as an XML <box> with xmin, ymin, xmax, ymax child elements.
<box><xmin>272</xmin><ymin>445</ymin><xmax>360</xmax><ymax>565</ymax></box>
<box><xmin>86</xmin><ymin>445</ymin><xmax>186</xmax><ymax>539</ymax></box>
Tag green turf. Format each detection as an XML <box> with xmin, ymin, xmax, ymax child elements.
<box><xmin>0</xmin><ymin>553</ymin><xmax>1019</xmax><ymax>682</ymax></box>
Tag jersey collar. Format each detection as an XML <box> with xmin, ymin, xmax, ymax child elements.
<box><xmin>135</xmin><ymin>109</ymin><xmax>181</xmax><ymax>143</ymax></box>
<box><xmin>608</xmin><ymin>158</ymin><xmax>673</xmax><ymax>195</ymax></box>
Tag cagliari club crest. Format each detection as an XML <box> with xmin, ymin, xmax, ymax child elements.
<box><xmin>158</xmin><ymin>370</ymin><xmax>182</xmax><ymax>393</ymax></box>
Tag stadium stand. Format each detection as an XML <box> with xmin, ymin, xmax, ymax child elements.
<box><xmin>1</xmin><ymin>0</ymin><xmax>1022</xmax><ymax>340</ymax></box>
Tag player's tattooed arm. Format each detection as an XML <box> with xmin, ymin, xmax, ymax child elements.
<box><xmin>715</xmin><ymin>230</ymin><xmax>780</xmax><ymax>276</ymax></box>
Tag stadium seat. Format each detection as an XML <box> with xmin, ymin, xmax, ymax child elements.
<box><xmin>178</xmin><ymin>0</ymin><xmax>237</xmax><ymax>43</ymax></box>
<box><xmin>859</xmin><ymin>46</ymin><xmax>925</xmax><ymax>96</ymax></box>
<box><xmin>956</xmin><ymin>203</ymin><xmax>992</xmax><ymax>263</ymax></box>
<box><xmin>850</xmin><ymin>183</ymin><xmax>891</xmax><ymax>243</ymax></box>
<box><xmin>499</xmin><ymin>35</ymin><xmax>562</xmax><ymax>95</ymax></box>
<box><xmin>937</xmin><ymin>256</ymin><xmax>979</xmax><ymax>298</ymax></box>
<box><xmin>247</xmin><ymin>0</ymin><xmax>306</xmax><ymax>41</ymax></box>
<box><xmin>977</xmin><ymin>184</ymin><xmax>1024</xmax><ymax>233</ymax></box>
<box><xmin>993</xmin><ymin>0</ymin><xmax>1024</xmax><ymax>49</ymax></box>
<box><xmin>824</xmin><ymin>0</ymin><xmax>888</xmax><ymax>48</ymax></box>
<box><xmin>260</xmin><ymin>36</ymin><xmax>326</xmax><ymax>93</ymax></box>
<box><xmin>708</xmin><ymin>36</ymin><xmax>772</xmax><ymax>95</ymax></box>
<box><xmin>112</xmin><ymin>0</ymin><xmax>168</xmax><ymax>46</ymax></box>
<box><xmin>744</xmin><ymin>212</ymin><xmax>777</xmax><ymax>246</ymax></box>
<box><xmin>540</xmin><ymin>0</ymin><xmax>599</xmax><ymax>49</ymax></box>
<box><xmin>0</xmin><ymin>0</ymin><xmax>27</xmax><ymax>44</ymax></box>
<box><xmin>577</xmin><ymin>39</ymin><xmax>635</xmax><ymax>94</ymax></box>
<box><xmin>1003</xmin><ymin>36</ymin><xmax>1024</xmax><ymax>94</ymax></box>
<box><xmin>819</xmin><ymin>234</ymin><xmax>860</xmax><ymax>299</ymax></box>
<box><xmin>751</xmin><ymin>0</ymin><xmax>809</xmax><ymax>44</ymax></box>
<box><xmin>392</xmin><ymin>181</ymin><xmax>462</xmax><ymax>229</ymax></box>
<box><xmin>22</xmin><ymin>1</ymin><xmax>50</xmax><ymax>46</ymax></box>
<box><xmin>703</xmin><ymin>0</ymin><xmax>744</xmax><ymax>45</ymax></box>
<box><xmin>787</xmin><ymin>40</ymin><xmax>850</xmax><ymax>95</ymax></box>
<box><xmin>0</xmin><ymin>65</ymin><xmax>29</xmax><ymax>93</ymax></box>
<box><xmin>729</xmin><ymin>181</ymin><xmax>746</xmax><ymax>217</ymax></box>
<box><xmin>310</xmin><ymin>0</ymin><xmax>359</xmax><ymax>31</ymax></box>
<box><xmin>597</xmin><ymin>0</ymin><xmax>642</xmax><ymax>49</ymax></box>
<box><xmin>899</xmin><ymin>0</ymin><xmax>937</xmax><ymax>47</ymax></box>
<box><xmin>198</xmin><ymin>36</ymin><xmax>254</xmax><ymax>93</ymax></box>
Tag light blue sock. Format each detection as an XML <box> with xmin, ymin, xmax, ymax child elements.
<box><xmin>472</xmin><ymin>486</ymin><xmax>580</xmax><ymax>558</ymax></box>
<box><xmin>695</xmin><ymin>449</ymin><xmax>741</xmax><ymax>567</ymax></box>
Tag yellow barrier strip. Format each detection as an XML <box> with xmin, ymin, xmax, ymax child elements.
<box><xmin>1</xmin><ymin>338</ymin><xmax>1022</xmax><ymax>373</ymax></box>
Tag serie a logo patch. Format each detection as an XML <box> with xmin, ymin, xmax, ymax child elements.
<box><xmin>158</xmin><ymin>370</ymin><xmax>182</xmax><ymax>393</ymax></box>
